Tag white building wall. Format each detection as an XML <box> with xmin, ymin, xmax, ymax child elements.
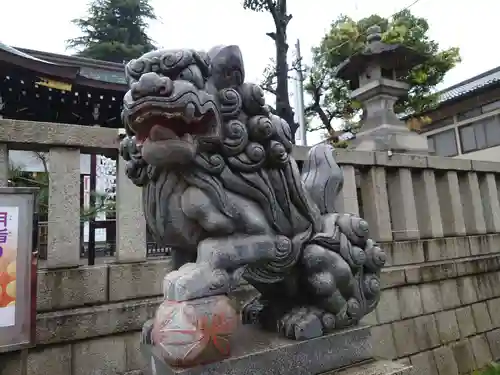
<box><xmin>454</xmin><ymin>145</ymin><xmax>500</xmax><ymax>162</ymax></box>
<box><xmin>423</xmin><ymin>105</ymin><xmax>500</xmax><ymax>162</ymax></box>
<box><xmin>9</xmin><ymin>150</ymin><xmax>93</xmax><ymax>174</ymax></box>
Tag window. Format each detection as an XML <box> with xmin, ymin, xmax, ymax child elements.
<box><xmin>427</xmin><ymin>137</ymin><xmax>435</xmax><ymax>153</ymax></box>
<box><xmin>485</xmin><ymin>116</ymin><xmax>500</xmax><ymax>146</ymax></box>
<box><xmin>427</xmin><ymin>129</ymin><xmax>458</xmax><ymax>157</ymax></box>
<box><xmin>459</xmin><ymin>116</ymin><xmax>500</xmax><ymax>153</ymax></box>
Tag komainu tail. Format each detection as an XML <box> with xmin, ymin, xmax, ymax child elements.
<box><xmin>301</xmin><ymin>144</ymin><xmax>344</xmax><ymax>214</ymax></box>
<box><xmin>300</xmin><ymin>144</ymin><xmax>384</xmax><ymax>324</ymax></box>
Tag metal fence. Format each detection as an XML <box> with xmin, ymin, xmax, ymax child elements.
<box><xmin>37</xmin><ymin>221</ymin><xmax>171</xmax><ymax>261</ymax></box>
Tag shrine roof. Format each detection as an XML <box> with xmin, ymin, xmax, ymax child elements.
<box><xmin>0</xmin><ymin>42</ymin><xmax>128</xmax><ymax>92</ymax></box>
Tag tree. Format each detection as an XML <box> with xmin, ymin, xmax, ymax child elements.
<box><xmin>305</xmin><ymin>10</ymin><xmax>461</xmax><ymax>135</ymax></box>
<box><xmin>67</xmin><ymin>0</ymin><xmax>157</xmax><ymax>63</ymax></box>
<box><xmin>242</xmin><ymin>0</ymin><xmax>298</xmax><ymax>138</ymax></box>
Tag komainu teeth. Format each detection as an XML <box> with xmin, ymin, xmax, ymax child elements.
<box><xmin>185</xmin><ymin>103</ymin><xmax>196</xmax><ymax>122</ymax></box>
<box><xmin>182</xmin><ymin>133</ymin><xmax>193</xmax><ymax>143</ymax></box>
<box><xmin>133</xmin><ymin>108</ymin><xmax>197</xmax><ymax>124</ymax></box>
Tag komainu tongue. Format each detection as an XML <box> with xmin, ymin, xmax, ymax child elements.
<box><xmin>149</xmin><ymin>125</ymin><xmax>178</xmax><ymax>141</ymax></box>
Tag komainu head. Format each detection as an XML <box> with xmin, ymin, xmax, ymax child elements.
<box><xmin>122</xmin><ymin>45</ymin><xmax>288</xmax><ymax>170</ymax></box>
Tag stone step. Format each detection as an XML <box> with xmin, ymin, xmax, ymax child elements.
<box><xmin>322</xmin><ymin>360</ymin><xmax>412</xmax><ymax>375</ymax></box>
<box><xmin>142</xmin><ymin>324</ymin><xmax>373</xmax><ymax>375</ymax></box>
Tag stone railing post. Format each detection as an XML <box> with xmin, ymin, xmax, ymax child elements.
<box><xmin>0</xmin><ymin>143</ymin><xmax>8</xmax><ymax>187</ymax></box>
<box><xmin>413</xmin><ymin>170</ymin><xmax>444</xmax><ymax>238</ymax></box>
<box><xmin>479</xmin><ymin>173</ymin><xmax>500</xmax><ymax>233</ymax></box>
<box><xmin>435</xmin><ymin>171</ymin><xmax>467</xmax><ymax>237</ymax></box>
<box><xmin>116</xmin><ymin>157</ymin><xmax>147</xmax><ymax>262</ymax></box>
<box><xmin>360</xmin><ymin>166</ymin><xmax>392</xmax><ymax>242</ymax></box>
<box><xmin>47</xmin><ymin>148</ymin><xmax>81</xmax><ymax>267</ymax></box>
<box><xmin>459</xmin><ymin>172</ymin><xmax>487</xmax><ymax>235</ymax></box>
<box><xmin>336</xmin><ymin>165</ymin><xmax>359</xmax><ymax>215</ymax></box>
<box><xmin>387</xmin><ymin>168</ymin><xmax>420</xmax><ymax>240</ymax></box>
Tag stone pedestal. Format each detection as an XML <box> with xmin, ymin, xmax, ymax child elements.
<box><xmin>141</xmin><ymin>324</ymin><xmax>411</xmax><ymax>375</ymax></box>
<box><xmin>351</xmin><ymin>124</ymin><xmax>429</xmax><ymax>154</ymax></box>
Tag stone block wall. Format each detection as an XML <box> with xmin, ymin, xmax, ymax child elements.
<box><xmin>1</xmin><ymin>243</ymin><xmax>499</xmax><ymax>375</ymax></box>
<box><xmin>366</xmin><ymin>234</ymin><xmax>500</xmax><ymax>375</ymax></box>
<box><xmin>0</xmin><ymin>259</ymin><xmax>171</xmax><ymax>375</ymax></box>
<box><xmin>0</xmin><ymin>258</ymin><xmax>257</xmax><ymax>375</ymax></box>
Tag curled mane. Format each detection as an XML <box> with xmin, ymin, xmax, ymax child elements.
<box><xmin>181</xmin><ymin>83</ymin><xmax>322</xmax><ymax>238</ymax></box>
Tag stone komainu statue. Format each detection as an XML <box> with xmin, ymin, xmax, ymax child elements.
<box><xmin>119</xmin><ymin>45</ymin><xmax>386</xmax><ymax>341</ymax></box>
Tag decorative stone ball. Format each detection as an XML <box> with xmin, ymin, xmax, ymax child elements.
<box><xmin>151</xmin><ymin>295</ymin><xmax>238</xmax><ymax>368</ymax></box>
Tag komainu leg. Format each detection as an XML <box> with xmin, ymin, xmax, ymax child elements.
<box><xmin>163</xmin><ymin>234</ymin><xmax>290</xmax><ymax>301</ymax></box>
<box><xmin>241</xmin><ymin>274</ymin><xmax>332</xmax><ymax>340</ymax></box>
<box><xmin>267</xmin><ymin>213</ymin><xmax>386</xmax><ymax>340</ymax></box>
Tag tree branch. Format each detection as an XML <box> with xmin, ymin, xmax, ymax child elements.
<box><xmin>266</xmin><ymin>32</ymin><xmax>277</xmax><ymax>40</ymax></box>
<box><xmin>262</xmin><ymin>86</ymin><xmax>277</xmax><ymax>95</ymax></box>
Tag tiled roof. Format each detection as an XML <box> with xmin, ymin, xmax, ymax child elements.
<box><xmin>0</xmin><ymin>42</ymin><xmax>127</xmax><ymax>87</ymax></box>
<box><xmin>437</xmin><ymin>66</ymin><xmax>500</xmax><ymax>104</ymax></box>
<box><xmin>17</xmin><ymin>47</ymin><xmax>127</xmax><ymax>85</ymax></box>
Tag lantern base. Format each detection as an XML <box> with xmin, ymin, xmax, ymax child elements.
<box><xmin>351</xmin><ymin>124</ymin><xmax>429</xmax><ymax>154</ymax></box>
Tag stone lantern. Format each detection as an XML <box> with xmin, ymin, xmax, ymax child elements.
<box><xmin>335</xmin><ymin>25</ymin><xmax>429</xmax><ymax>153</ymax></box>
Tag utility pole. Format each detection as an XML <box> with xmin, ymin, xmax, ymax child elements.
<box><xmin>295</xmin><ymin>39</ymin><xmax>307</xmax><ymax>146</ymax></box>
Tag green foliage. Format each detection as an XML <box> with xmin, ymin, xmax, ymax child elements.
<box><xmin>474</xmin><ymin>362</ymin><xmax>500</xmax><ymax>375</ymax></box>
<box><xmin>333</xmin><ymin>140</ymin><xmax>349</xmax><ymax>149</ymax></box>
<box><xmin>8</xmin><ymin>153</ymin><xmax>114</xmax><ymax>221</ymax></box>
<box><xmin>306</xmin><ymin>9</ymin><xmax>461</xmax><ymax>132</ymax></box>
<box><xmin>67</xmin><ymin>0</ymin><xmax>157</xmax><ymax>63</ymax></box>
<box><xmin>243</xmin><ymin>0</ymin><xmax>274</xmax><ymax>12</ymax></box>
<box><xmin>9</xmin><ymin>163</ymin><xmax>49</xmax><ymax>217</ymax></box>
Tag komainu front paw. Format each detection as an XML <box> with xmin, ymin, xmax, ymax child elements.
<box><xmin>278</xmin><ymin>307</ymin><xmax>325</xmax><ymax>340</ymax></box>
<box><xmin>241</xmin><ymin>295</ymin><xmax>266</xmax><ymax>325</ymax></box>
<box><xmin>163</xmin><ymin>262</ymin><xmax>232</xmax><ymax>301</ymax></box>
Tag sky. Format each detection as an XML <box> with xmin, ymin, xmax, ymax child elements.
<box><xmin>1</xmin><ymin>0</ymin><xmax>498</xmax><ymax>145</ymax></box>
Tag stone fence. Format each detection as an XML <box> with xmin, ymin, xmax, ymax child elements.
<box><xmin>293</xmin><ymin>146</ymin><xmax>500</xmax><ymax>374</ymax></box>
<box><xmin>0</xmin><ymin>119</ymin><xmax>499</xmax><ymax>375</ymax></box>
<box><xmin>0</xmin><ymin>118</ymin><xmax>146</xmax><ymax>267</ymax></box>
<box><xmin>294</xmin><ymin>145</ymin><xmax>500</xmax><ymax>242</ymax></box>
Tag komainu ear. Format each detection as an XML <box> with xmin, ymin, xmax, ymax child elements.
<box><xmin>207</xmin><ymin>45</ymin><xmax>245</xmax><ymax>89</ymax></box>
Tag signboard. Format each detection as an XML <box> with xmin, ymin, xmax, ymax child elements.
<box><xmin>36</xmin><ymin>77</ymin><xmax>72</xmax><ymax>92</ymax></box>
<box><xmin>0</xmin><ymin>187</ymin><xmax>38</xmax><ymax>353</ymax></box>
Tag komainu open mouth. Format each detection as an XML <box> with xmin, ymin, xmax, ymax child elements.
<box><xmin>130</xmin><ymin>105</ymin><xmax>216</xmax><ymax>145</ymax></box>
